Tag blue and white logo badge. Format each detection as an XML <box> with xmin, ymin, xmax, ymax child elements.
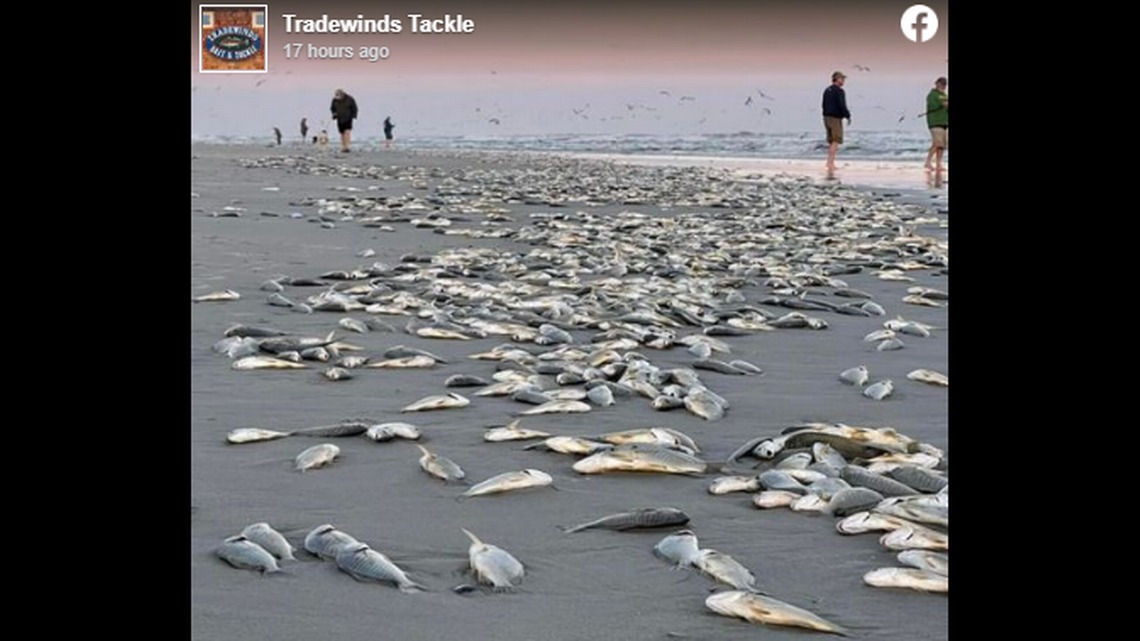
<box><xmin>901</xmin><ymin>5</ymin><xmax>939</xmax><ymax>43</ymax></box>
<box><xmin>205</xmin><ymin>26</ymin><xmax>263</xmax><ymax>61</ymax></box>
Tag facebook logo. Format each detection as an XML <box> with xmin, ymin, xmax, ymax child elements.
<box><xmin>901</xmin><ymin>5</ymin><xmax>939</xmax><ymax>43</ymax></box>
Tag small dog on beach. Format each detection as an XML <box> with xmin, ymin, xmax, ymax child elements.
<box><xmin>317</xmin><ymin>130</ymin><xmax>329</xmax><ymax>149</ymax></box>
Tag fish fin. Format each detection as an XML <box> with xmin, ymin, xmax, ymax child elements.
<box><xmin>398</xmin><ymin>581</ymin><xmax>428</xmax><ymax>593</ymax></box>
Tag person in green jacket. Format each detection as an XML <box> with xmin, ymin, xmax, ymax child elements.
<box><xmin>924</xmin><ymin>77</ymin><xmax>948</xmax><ymax>172</ymax></box>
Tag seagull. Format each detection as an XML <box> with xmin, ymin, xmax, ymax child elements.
<box><xmin>758</xmin><ymin>90</ymin><xmax>775</xmax><ymax>101</ymax></box>
<box><xmin>255</xmin><ymin>78</ymin><xmax>267</xmax><ymax>86</ymax></box>
<box><xmin>762</xmin><ymin>107</ymin><xmax>772</xmax><ymax>116</ymax></box>
<box><xmin>853</xmin><ymin>64</ymin><xmax>870</xmax><ymax>72</ymax></box>
<box><xmin>488</xmin><ymin>118</ymin><xmax>501</xmax><ymax>125</ymax></box>
<box><xmin>745</xmin><ymin>96</ymin><xmax>753</xmax><ymax>106</ymax></box>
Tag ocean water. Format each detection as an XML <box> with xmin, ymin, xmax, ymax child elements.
<box><xmin>191</xmin><ymin>130</ymin><xmax>947</xmax><ymax>164</ymax></box>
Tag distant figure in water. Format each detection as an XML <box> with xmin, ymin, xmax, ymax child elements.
<box><xmin>300</xmin><ymin>118</ymin><xmax>309</xmax><ymax>142</ymax></box>
<box><xmin>383</xmin><ymin>117</ymin><xmax>395</xmax><ymax>149</ymax></box>
<box><xmin>272</xmin><ymin>127</ymin><xmax>282</xmax><ymax>146</ymax></box>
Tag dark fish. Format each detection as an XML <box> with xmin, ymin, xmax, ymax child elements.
<box><xmin>290</xmin><ymin>421</ymin><xmax>370</xmax><ymax>438</ymax></box>
<box><xmin>560</xmin><ymin>507</ymin><xmax>690</xmax><ymax>533</ymax></box>
<box><xmin>840</xmin><ymin>465</ymin><xmax>917</xmax><ymax>497</ymax></box>
<box><xmin>224</xmin><ymin>324</ymin><xmax>290</xmax><ymax>338</ymax></box>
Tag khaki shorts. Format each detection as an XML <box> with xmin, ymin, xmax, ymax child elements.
<box><xmin>930</xmin><ymin>126</ymin><xmax>948</xmax><ymax>149</ymax></box>
<box><xmin>824</xmin><ymin>117</ymin><xmax>844</xmax><ymax>144</ymax></box>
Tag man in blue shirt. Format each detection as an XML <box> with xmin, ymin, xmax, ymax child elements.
<box><xmin>822</xmin><ymin>71</ymin><xmax>851</xmax><ymax>171</ymax></box>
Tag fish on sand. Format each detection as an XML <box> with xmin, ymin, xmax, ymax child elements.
<box><xmin>560</xmin><ymin>507</ymin><xmax>689</xmax><ymax>533</ymax></box>
<box><xmin>705</xmin><ymin>590</ymin><xmax>847</xmax><ymax>635</ymax></box>
<box><xmin>460</xmin><ymin>469</ymin><xmax>553</xmax><ymax>498</ymax></box>
<box><xmin>461</xmin><ymin>528</ymin><xmax>525</xmax><ymax>591</ymax></box>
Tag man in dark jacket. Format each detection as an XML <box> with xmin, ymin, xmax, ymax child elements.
<box><xmin>330</xmin><ymin>89</ymin><xmax>359</xmax><ymax>152</ymax></box>
<box><xmin>821</xmin><ymin>71</ymin><xmax>851</xmax><ymax>171</ymax></box>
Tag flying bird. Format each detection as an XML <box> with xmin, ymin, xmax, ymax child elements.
<box><xmin>745</xmin><ymin>96</ymin><xmax>753</xmax><ymax>106</ymax></box>
<box><xmin>853</xmin><ymin>64</ymin><xmax>870</xmax><ymax>72</ymax></box>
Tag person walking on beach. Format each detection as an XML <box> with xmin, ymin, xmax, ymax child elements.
<box><xmin>822</xmin><ymin>71</ymin><xmax>851</xmax><ymax>171</ymax></box>
<box><xmin>300</xmin><ymin>117</ymin><xmax>309</xmax><ymax>143</ymax></box>
<box><xmin>383</xmin><ymin>117</ymin><xmax>395</xmax><ymax>149</ymax></box>
<box><xmin>330</xmin><ymin>89</ymin><xmax>359</xmax><ymax>153</ymax></box>
<box><xmin>924</xmin><ymin>77</ymin><xmax>949</xmax><ymax>172</ymax></box>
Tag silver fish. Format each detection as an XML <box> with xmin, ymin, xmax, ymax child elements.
<box><xmin>303</xmin><ymin>524</ymin><xmax>360</xmax><ymax>560</ymax></box>
<box><xmin>366</xmin><ymin>422</ymin><xmax>421</xmax><ymax>441</ymax></box>
<box><xmin>193</xmin><ymin>289</ymin><xmax>240</xmax><ymax>302</ymax></box>
<box><xmin>517</xmin><ymin>400</ymin><xmax>592</xmax><ymax>416</ymax></box>
<box><xmin>692</xmin><ymin>549</ymin><xmax>758</xmax><ymax>591</ymax></box>
<box><xmin>560</xmin><ymin>507</ymin><xmax>690</xmax><ymax>534</ymax></box>
<box><xmin>240</xmin><ymin>523</ymin><xmax>296</xmax><ymax>561</ymax></box>
<box><xmin>232</xmin><ymin>356</ymin><xmax>308</xmax><ymax>370</ymax></box>
<box><xmin>907</xmin><ymin>369</ymin><xmax>949</xmax><ymax>387</ymax></box>
<box><xmin>704</xmin><ymin>590</ymin><xmax>847</xmax><ymax>635</ymax></box>
<box><xmin>653</xmin><ymin>529</ymin><xmax>701</xmax><ymax>567</ymax></box>
<box><xmin>752</xmin><ymin>490</ymin><xmax>803</xmax><ymax>509</ymax></box>
<box><xmin>215</xmin><ymin>535</ymin><xmax>280</xmax><ymax>573</ymax></box>
<box><xmin>708</xmin><ymin>475</ymin><xmax>761</xmax><ymax>495</ymax></box>
<box><xmin>880</xmin><ymin>526</ymin><xmax>949</xmax><ymax>552</ymax></box>
<box><xmin>462</xmin><ymin>528</ymin><xmax>525</xmax><ymax>591</ymax></box>
<box><xmin>839</xmin><ymin>365</ymin><xmax>869</xmax><ymax>386</ymax></box>
<box><xmin>323</xmin><ymin>367</ymin><xmax>353</xmax><ymax>381</ymax></box>
<box><xmin>482</xmin><ymin>419</ymin><xmax>551</xmax><ymax>442</ymax></box>
<box><xmin>573</xmin><ymin>444</ymin><xmax>706</xmax><ymax>475</ymax></box>
<box><xmin>335</xmin><ymin>543</ymin><xmax>427</xmax><ymax>592</ymax></box>
<box><xmin>401</xmin><ymin>392</ymin><xmax>471</xmax><ymax>413</ymax></box>
<box><xmin>294</xmin><ymin>443</ymin><xmax>340</xmax><ymax>472</ymax></box>
<box><xmin>863</xmin><ymin>380</ymin><xmax>894</xmax><ymax>400</ymax></box>
<box><xmin>291</xmin><ymin>421</ymin><xmax>369</xmax><ymax>438</ymax></box>
<box><xmin>367</xmin><ymin>355</ymin><xmax>438</xmax><ymax>369</ymax></box>
<box><xmin>863</xmin><ymin>567</ymin><xmax>947</xmax><ymax>593</ymax></box>
<box><xmin>898</xmin><ymin>550</ymin><xmax>949</xmax><ymax>576</ymax></box>
<box><xmin>416</xmin><ymin>444</ymin><xmax>466</xmax><ymax>482</ymax></box>
<box><xmin>338</xmin><ymin>317</ymin><xmax>370</xmax><ymax>334</ymax></box>
<box><xmin>461</xmin><ymin>469</ymin><xmax>554</xmax><ymax>498</ymax></box>
<box><xmin>225</xmin><ymin>428</ymin><xmax>292</xmax><ymax>444</ymax></box>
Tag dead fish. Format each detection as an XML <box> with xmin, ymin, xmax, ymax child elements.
<box><xmin>215</xmin><ymin>535</ymin><xmax>281</xmax><ymax>574</ymax></box>
<box><xmin>708</xmin><ymin>475</ymin><xmax>761</xmax><ymax>495</ymax></box>
<box><xmin>653</xmin><ymin>529</ymin><xmax>701</xmax><ymax>567</ymax></box>
<box><xmin>366</xmin><ymin>422</ymin><xmax>421</xmax><ymax>441</ymax></box>
<box><xmin>880</xmin><ymin>526</ymin><xmax>949</xmax><ymax>551</ymax></box>
<box><xmin>445</xmin><ymin>374</ymin><xmax>491</xmax><ymax>387</ymax></box>
<box><xmin>304</xmin><ymin>524</ymin><xmax>360</xmax><ymax>560</ymax></box>
<box><xmin>291</xmin><ymin>421</ymin><xmax>369</xmax><ymax>438</ymax></box>
<box><xmin>258</xmin><ymin>332</ymin><xmax>338</xmax><ymax>354</ymax></box>
<box><xmin>863</xmin><ymin>380</ymin><xmax>894</xmax><ymax>400</ymax></box>
<box><xmin>460</xmin><ymin>469</ymin><xmax>554</xmax><ymax>498</ymax></box>
<box><xmin>560</xmin><ymin>507</ymin><xmax>690</xmax><ymax>534</ymax></box>
<box><xmin>863</xmin><ymin>567</ymin><xmax>947</xmax><ymax>593</ymax></box>
<box><xmin>335</xmin><ymin>543</ymin><xmax>427</xmax><ymax>593</ymax></box>
<box><xmin>839</xmin><ymin>365</ymin><xmax>869</xmax><ymax>386</ymax></box>
<box><xmin>902</xmin><ymin>294</ymin><xmax>946</xmax><ymax>308</ymax></box>
<box><xmin>366</xmin><ymin>355</ymin><xmax>438</xmax><ymax>369</ymax></box>
<box><xmin>232</xmin><ymin>356</ymin><xmax>308</xmax><ymax>370</ymax></box>
<box><xmin>416</xmin><ymin>444</ymin><xmax>466</xmax><ymax>482</ymax></box>
<box><xmin>401</xmin><ymin>393</ymin><xmax>470</xmax><ymax>412</ymax></box>
<box><xmin>193</xmin><ymin>289</ymin><xmax>240</xmax><ymax>302</ymax></box>
<box><xmin>294</xmin><ymin>443</ymin><xmax>340</xmax><ymax>472</ymax></box>
<box><xmin>339</xmin><ymin>318</ymin><xmax>370</xmax><ymax>334</ymax></box>
<box><xmin>752</xmin><ymin>490</ymin><xmax>803</xmax><ymax>509</ymax></box>
<box><xmin>517</xmin><ymin>400</ymin><xmax>592</xmax><ymax>416</ymax></box>
<box><xmin>323</xmin><ymin>367</ymin><xmax>353</xmax><ymax>381</ymax></box>
<box><xmin>692</xmin><ymin>549</ymin><xmax>759</xmax><ymax>591</ymax></box>
<box><xmin>684</xmin><ymin>388</ymin><xmax>726</xmax><ymax>421</ymax></box>
<box><xmin>907</xmin><ymin>369</ymin><xmax>948</xmax><ymax>387</ymax></box>
<box><xmin>226</xmin><ymin>428</ymin><xmax>292</xmax><ymax>444</ymax></box>
<box><xmin>525</xmin><ymin>436</ymin><xmax>612</xmax><ymax>456</ymax></box>
<box><xmin>482</xmin><ymin>420</ymin><xmax>551</xmax><ymax>442</ymax></box>
<box><xmin>223</xmin><ymin>324</ymin><xmax>289</xmax><ymax>338</ymax></box>
<box><xmin>876</xmin><ymin>338</ymin><xmax>906</xmax><ymax>351</ymax></box>
<box><xmin>705</xmin><ymin>590</ymin><xmax>847</xmax><ymax>635</ymax></box>
<box><xmin>898</xmin><ymin>550</ymin><xmax>949</xmax><ymax>576</ymax></box>
<box><xmin>300</xmin><ymin>347</ymin><xmax>331</xmax><ymax>362</ymax></box>
<box><xmin>573</xmin><ymin>444</ymin><xmax>706</xmax><ymax>475</ymax></box>
<box><xmin>461</xmin><ymin>528</ymin><xmax>525</xmax><ymax>591</ymax></box>
<box><xmin>240</xmin><ymin>523</ymin><xmax>296</xmax><ymax>561</ymax></box>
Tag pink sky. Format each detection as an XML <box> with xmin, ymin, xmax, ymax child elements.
<box><xmin>192</xmin><ymin>1</ymin><xmax>949</xmax><ymax>136</ymax></box>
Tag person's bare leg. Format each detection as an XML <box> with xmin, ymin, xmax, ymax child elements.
<box><xmin>934</xmin><ymin>147</ymin><xmax>943</xmax><ymax>173</ymax></box>
<box><xmin>826</xmin><ymin>142</ymin><xmax>838</xmax><ymax>170</ymax></box>
<box><xmin>924</xmin><ymin>145</ymin><xmax>935</xmax><ymax>170</ymax></box>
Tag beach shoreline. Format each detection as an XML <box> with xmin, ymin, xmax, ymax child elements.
<box><xmin>191</xmin><ymin>142</ymin><xmax>948</xmax><ymax>641</ymax></box>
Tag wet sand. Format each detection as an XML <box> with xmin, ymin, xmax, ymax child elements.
<box><xmin>190</xmin><ymin>142</ymin><xmax>948</xmax><ymax>641</ymax></box>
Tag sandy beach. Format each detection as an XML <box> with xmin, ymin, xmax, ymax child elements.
<box><xmin>190</xmin><ymin>142</ymin><xmax>948</xmax><ymax>641</ymax></box>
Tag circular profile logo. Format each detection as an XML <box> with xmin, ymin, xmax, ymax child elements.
<box><xmin>205</xmin><ymin>26</ymin><xmax>263</xmax><ymax>61</ymax></box>
<box><xmin>900</xmin><ymin>5</ymin><xmax>939</xmax><ymax>43</ymax></box>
